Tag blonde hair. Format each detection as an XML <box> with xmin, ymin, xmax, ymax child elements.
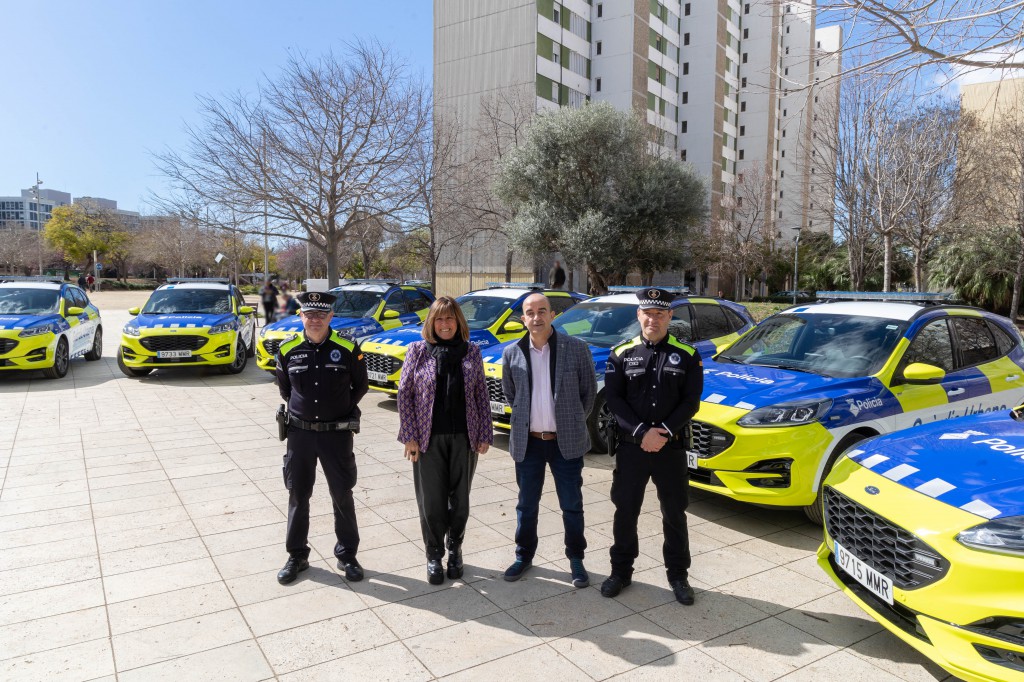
<box><xmin>422</xmin><ymin>296</ymin><xmax>470</xmax><ymax>343</ymax></box>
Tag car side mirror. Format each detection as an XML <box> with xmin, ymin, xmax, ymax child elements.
<box><xmin>382</xmin><ymin>309</ymin><xmax>400</xmax><ymax>319</ymax></box>
<box><xmin>902</xmin><ymin>362</ymin><xmax>946</xmax><ymax>384</ymax></box>
<box><xmin>128</xmin><ymin>307</ymin><xmax>141</xmax><ymax>315</ymax></box>
<box><xmin>502</xmin><ymin>321</ymin><xmax>525</xmax><ymax>333</ymax></box>
<box><xmin>238</xmin><ymin>306</ymin><xmax>254</xmax><ymax>315</ymax></box>
<box><xmin>66</xmin><ymin>306</ymin><xmax>84</xmax><ymax>316</ymax></box>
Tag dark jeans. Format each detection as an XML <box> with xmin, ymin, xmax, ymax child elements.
<box><xmin>514</xmin><ymin>437</ymin><xmax>586</xmax><ymax>561</ymax></box>
<box><xmin>412</xmin><ymin>433</ymin><xmax>478</xmax><ymax>560</ymax></box>
<box><xmin>283</xmin><ymin>429</ymin><xmax>359</xmax><ymax>562</ymax></box>
<box><xmin>609</xmin><ymin>441</ymin><xmax>690</xmax><ymax>581</ymax></box>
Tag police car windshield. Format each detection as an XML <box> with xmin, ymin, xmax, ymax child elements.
<box><xmin>0</xmin><ymin>288</ymin><xmax>60</xmax><ymax>315</ymax></box>
<box><xmin>718</xmin><ymin>313</ymin><xmax>907</xmax><ymax>378</ymax></box>
<box><xmin>143</xmin><ymin>289</ymin><xmax>232</xmax><ymax>315</ymax></box>
<box><xmin>552</xmin><ymin>302</ymin><xmax>640</xmax><ymax>348</ymax></box>
<box><xmin>457</xmin><ymin>294</ymin><xmax>518</xmax><ymax>330</ymax></box>
<box><xmin>331</xmin><ymin>291</ymin><xmax>383</xmax><ymax>316</ymax></box>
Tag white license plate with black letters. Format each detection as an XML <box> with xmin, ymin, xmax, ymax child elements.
<box><xmin>834</xmin><ymin>541</ymin><xmax>894</xmax><ymax>605</ymax></box>
<box><xmin>367</xmin><ymin>371</ymin><xmax>388</xmax><ymax>382</ymax></box>
<box><xmin>157</xmin><ymin>350</ymin><xmax>191</xmax><ymax>358</ymax></box>
<box><xmin>686</xmin><ymin>450</ymin><xmax>699</xmax><ymax>470</ymax></box>
<box><xmin>490</xmin><ymin>401</ymin><xmax>507</xmax><ymax>415</ymax></box>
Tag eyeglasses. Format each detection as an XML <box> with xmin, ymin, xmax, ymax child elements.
<box><xmin>301</xmin><ymin>311</ymin><xmax>330</xmax><ymax>319</ymax></box>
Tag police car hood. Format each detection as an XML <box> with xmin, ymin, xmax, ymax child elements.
<box><xmin>844</xmin><ymin>410</ymin><xmax>1024</xmax><ymax>520</ymax></box>
<box><xmin>266</xmin><ymin>315</ymin><xmax>371</xmax><ymax>334</ymax></box>
<box><xmin>365</xmin><ymin>325</ymin><xmax>424</xmax><ymax>347</ymax></box>
<box><xmin>0</xmin><ymin>313</ymin><xmax>64</xmax><ymax>331</ymax></box>
<box><xmin>134</xmin><ymin>313</ymin><xmax>234</xmax><ymax>329</ymax></box>
<box><xmin>701</xmin><ymin>358</ymin><xmax>884</xmax><ymax>415</ymax></box>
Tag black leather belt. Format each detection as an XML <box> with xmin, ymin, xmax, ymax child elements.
<box><xmin>289</xmin><ymin>416</ymin><xmax>357</xmax><ymax>432</ymax></box>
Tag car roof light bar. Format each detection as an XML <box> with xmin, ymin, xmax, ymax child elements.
<box><xmin>606</xmin><ymin>285</ymin><xmax>690</xmax><ymax>294</ymax></box>
<box><xmin>0</xmin><ymin>276</ymin><xmax>64</xmax><ymax>284</ymax></box>
<box><xmin>166</xmin><ymin>277</ymin><xmax>231</xmax><ymax>284</ymax></box>
<box><xmin>338</xmin><ymin>279</ymin><xmax>399</xmax><ymax>285</ymax></box>
<box><xmin>486</xmin><ymin>282</ymin><xmax>545</xmax><ymax>289</ymax></box>
<box><xmin>816</xmin><ymin>291</ymin><xmax>951</xmax><ymax>304</ymax></box>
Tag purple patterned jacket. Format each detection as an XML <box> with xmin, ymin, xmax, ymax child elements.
<box><xmin>396</xmin><ymin>340</ymin><xmax>494</xmax><ymax>453</ymax></box>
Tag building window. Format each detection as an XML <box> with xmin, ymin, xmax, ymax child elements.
<box><xmin>596</xmin><ymin>41</ymin><xmax>602</xmax><ymax>55</ymax></box>
<box><xmin>682</xmin><ymin>62</ymin><xmax>689</xmax><ymax>75</ymax></box>
<box><xmin>743</xmin><ymin>28</ymin><xmax>748</xmax><ymax>39</ymax></box>
<box><xmin>782</xmin><ymin>129</ymin><xmax>786</xmax><ymax>137</ymax></box>
<box><xmin>809</xmin><ymin>220</ymin><xmax>814</xmax><ymax>227</ymax></box>
<box><xmin>780</xmin><ymin>170</ymin><xmax>784</xmax><ymax>178</ymax></box>
<box><xmin>785</xmin><ymin>47</ymin><xmax>789</xmax><ymax>55</ymax></box>
<box><xmin>684</xmin><ymin>2</ymin><xmax>690</xmax><ymax>16</ymax></box>
<box><xmin>737</xmin><ymin>197</ymin><xmax>743</xmax><ymax>206</ymax></box>
<box><xmin>744</xmin><ymin>3</ymin><xmax>750</xmax><ymax>14</ymax></box>
<box><xmin>740</xmin><ymin>101</ymin><xmax>746</xmax><ymax>112</ymax></box>
<box><xmin>817</xmin><ymin>40</ymin><xmax>821</xmax><ymax>48</ymax></box>
<box><xmin>741</xmin><ymin>76</ymin><xmax>747</xmax><ymax>87</ymax></box>
<box><xmin>682</xmin><ymin>91</ymin><xmax>688</xmax><ymax>104</ymax></box>
<box><xmin>786</xmin><ymin>26</ymin><xmax>790</xmax><ymax>33</ymax></box>
<box><xmin>739</xmin><ymin>125</ymin><xmax>745</xmax><ymax>136</ymax></box>
<box><xmin>742</xmin><ymin>53</ymin><xmax>747</xmax><ymax>63</ymax></box>
<box><xmin>784</xmin><ymin>67</ymin><xmax>789</xmax><ymax>75</ymax></box>
<box><xmin>781</xmin><ymin>150</ymin><xmax>786</xmax><ymax>157</ymax></box>
<box><xmin>783</xmin><ymin>108</ymin><xmax>787</xmax><ymax>116</ymax></box>
<box><xmin>681</xmin><ymin>120</ymin><xmax>687</xmax><ymax>133</ymax></box>
<box><xmin>683</xmin><ymin>33</ymin><xmax>690</xmax><ymax>45</ymax></box>
<box><xmin>597</xmin><ymin>3</ymin><xmax>602</xmax><ymax>17</ymax></box>
<box><xmin>739</xmin><ymin>149</ymin><xmax>744</xmax><ymax>159</ymax></box>
<box><xmin>553</xmin><ymin>7</ymin><xmax>560</xmax><ymax>23</ymax></box>
<box><xmin>681</xmin><ymin>149</ymin><xmax>687</xmax><ymax>161</ymax></box>
<box><xmin>596</xmin><ymin>77</ymin><xmax>602</xmax><ymax>92</ymax></box>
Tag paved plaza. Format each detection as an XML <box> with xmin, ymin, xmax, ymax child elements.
<box><xmin>0</xmin><ymin>292</ymin><xmax>958</xmax><ymax>681</ymax></box>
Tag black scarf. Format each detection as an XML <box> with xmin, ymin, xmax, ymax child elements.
<box><xmin>428</xmin><ymin>337</ymin><xmax>468</xmax><ymax>414</ymax></box>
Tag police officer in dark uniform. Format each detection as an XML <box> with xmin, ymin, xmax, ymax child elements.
<box><xmin>276</xmin><ymin>291</ymin><xmax>369</xmax><ymax>585</ymax></box>
<box><xmin>601</xmin><ymin>287</ymin><xmax>703</xmax><ymax>605</ymax></box>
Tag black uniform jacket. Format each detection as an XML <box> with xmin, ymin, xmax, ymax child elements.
<box><xmin>276</xmin><ymin>330</ymin><xmax>369</xmax><ymax>422</ymax></box>
<box><xmin>604</xmin><ymin>333</ymin><xmax>703</xmax><ymax>439</ymax></box>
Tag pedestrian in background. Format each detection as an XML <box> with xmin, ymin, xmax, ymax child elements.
<box><xmin>261</xmin><ymin>280</ymin><xmax>280</xmax><ymax>326</ymax></box>
<box><xmin>601</xmin><ymin>287</ymin><xmax>703</xmax><ymax>605</ymax></box>
<box><xmin>397</xmin><ymin>297</ymin><xmax>492</xmax><ymax>584</ymax></box>
<box><xmin>500</xmin><ymin>293</ymin><xmax>596</xmax><ymax>587</ymax></box>
<box><xmin>86</xmin><ymin>273</ymin><xmax>95</xmax><ymax>292</ymax></box>
<box><xmin>549</xmin><ymin>260</ymin><xmax>566</xmax><ymax>290</ymax></box>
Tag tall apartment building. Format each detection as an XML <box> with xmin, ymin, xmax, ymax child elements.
<box><xmin>434</xmin><ymin>0</ymin><xmax>840</xmax><ymax>294</ymax></box>
<box><xmin>0</xmin><ymin>188</ymin><xmax>71</xmax><ymax>230</ymax></box>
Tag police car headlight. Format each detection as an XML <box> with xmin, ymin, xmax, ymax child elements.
<box><xmin>957</xmin><ymin>516</ymin><xmax>1024</xmax><ymax>557</ymax></box>
<box><xmin>209</xmin><ymin>321</ymin><xmax>239</xmax><ymax>335</ymax></box>
<box><xmin>123</xmin><ymin>321</ymin><xmax>141</xmax><ymax>337</ymax></box>
<box><xmin>259</xmin><ymin>326</ymin><xmax>268</xmax><ymax>338</ymax></box>
<box><xmin>736</xmin><ymin>399</ymin><xmax>833</xmax><ymax>427</ymax></box>
<box><xmin>18</xmin><ymin>324</ymin><xmax>55</xmax><ymax>338</ymax></box>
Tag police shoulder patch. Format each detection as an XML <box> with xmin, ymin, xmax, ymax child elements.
<box><xmin>612</xmin><ymin>336</ymin><xmax>642</xmax><ymax>357</ymax></box>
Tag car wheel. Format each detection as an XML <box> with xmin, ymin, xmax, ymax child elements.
<box><xmin>587</xmin><ymin>391</ymin><xmax>613</xmax><ymax>454</ymax></box>
<box><xmin>42</xmin><ymin>336</ymin><xmax>70</xmax><ymax>379</ymax></box>
<box><xmin>803</xmin><ymin>432</ymin><xmax>867</xmax><ymax>525</ymax></box>
<box><xmin>117</xmin><ymin>347</ymin><xmax>152</xmax><ymax>377</ymax></box>
<box><xmin>84</xmin><ymin>326</ymin><xmax>103</xmax><ymax>361</ymax></box>
<box><xmin>222</xmin><ymin>338</ymin><xmax>248</xmax><ymax>374</ymax></box>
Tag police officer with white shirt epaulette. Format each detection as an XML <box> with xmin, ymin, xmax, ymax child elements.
<box><xmin>275</xmin><ymin>291</ymin><xmax>369</xmax><ymax>585</ymax></box>
<box><xmin>601</xmin><ymin>287</ymin><xmax>703</xmax><ymax>605</ymax></box>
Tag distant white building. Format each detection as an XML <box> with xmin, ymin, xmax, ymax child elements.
<box><xmin>0</xmin><ymin>190</ymin><xmax>140</xmax><ymax>230</ymax></box>
<box><xmin>434</xmin><ymin>0</ymin><xmax>841</xmax><ymax>294</ymax></box>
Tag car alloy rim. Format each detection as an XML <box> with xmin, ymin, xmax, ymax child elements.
<box><xmin>93</xmin><ymin>329</ymin><xmax>102</xmax><ymax>352</ymax></box>
<box><xmin>233</xmin><ymin>341</ymin><xmax>245</xmax><ymax>369</ymax></box>
<box><xmin>56</xmin><ymin>340</ymin><xmax>69</xmax><ymax>373</ymax></box>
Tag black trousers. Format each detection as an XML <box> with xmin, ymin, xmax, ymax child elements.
<box><xmin>412</xmin><ymin>433</ymin><xmax>477</xmax><ymax>560</ymax></box>
<box><xmin>609</xmin><ymin>441</ymin><xmax>691</xmax><ymax>581</ymax></box>
<box><xmin>283</xmin><ymin>428</ymin><xmax>359</xmax><ymax>561</ymax></box>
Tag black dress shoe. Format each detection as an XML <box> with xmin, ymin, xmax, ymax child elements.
<box><xmin>670</xmin><ymin>578</ymin><xmax>695</xmax><ymax>605</ymax></box>
<box><xmin>277</xmin><ymin>556</ymin><xmax>309</xmax><ymax>585</ymax></box>
<box><xmin>427</xmin><ymin>559</ymin><xmax>445</xmax><ymax>585</ymax></box>
<box><xmin>600</xmin><ymin>574</ymin><xmax>631</xmax><ymax>598</ymax></box>
<box><xmin>446</xmin><ymin>549</ymin><xmax>464</xmax><ymax>580</ymax></box>
<box><xmin>338</xmin><ymin>558</ymin><xmax>364</xmax><ymax>582</ymax></box>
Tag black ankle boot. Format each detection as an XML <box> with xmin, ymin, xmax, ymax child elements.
<box><xmin>427</xmin><ymin>559</ymin><xmax>445</xmax><ymax>585</ymax></box>
<box><xmin>446</xmin><ymin>548</ymin><xmax>464</xmax><ymax>580</ymax></box>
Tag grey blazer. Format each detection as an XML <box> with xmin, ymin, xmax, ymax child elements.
<box><xmin>501</xmin><ymin>330</ymin><xmax>597</xmax><ymax>462</ymax></box>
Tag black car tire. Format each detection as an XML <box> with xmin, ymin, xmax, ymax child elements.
<box><xmin>803</xmin><ymin>432</ymin><xmax>867</xmax><ymax>525</ymax></box>
<box><xmin>222</xmin><ymin>338</ymin><xmax>248</xmax><ymax>374</ymax></box>
<box><xmin>84</xmin><ymin>326</ymin><xmax>102</xmax><ymax>361</ymax></box>
<box><xmin>42</xmin><ymin>336</ymin><xmax>70</xmax><ymax>380</ymax></box>
<box><xmin>117</xmin><ymin>347</ymin><xmax>152</xmax><ymax>377</ymax></box>
<box><xmin>587</xmin><ymin>391</ymin><xmax>614</xmax><ymax>454</ymax></box>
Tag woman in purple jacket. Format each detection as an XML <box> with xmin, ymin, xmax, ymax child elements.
<box><xmin>397</xmin><ymin>297</ymin><xmax>493</xmax><ymax>585</ymax></box>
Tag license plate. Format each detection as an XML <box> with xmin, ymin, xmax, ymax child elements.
<box><xmin>686</xmin><ymin>450</ymin><xmax>699</xmax><ymax>470</ymax></box>
<box><xmin>367</xmin><ymin>371</ymin><xmax>388</xmax><ymax>382</ymax></box>
<box><xmin>834</xmin><ymin>541</ymin><xmax>894</xmax><ymax>605</ymax></box>
<box><xmin>490</xmin><ymin>400</ymin><xmax>507</xmax><ymax>415</ymax></box>
<box><xmin>157</xmin><ymin>350</ymin><xmax>191</xmax><ymax>358</ymax></box>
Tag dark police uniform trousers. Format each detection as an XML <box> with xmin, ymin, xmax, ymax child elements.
<box><xmin>277</xmin><ymin>330</ymin><xmax>368</xmax><ymax>562</ymax></box>
<box><xmin>604</xmin><ymin>333</ymin><xmax>703</xmax><ymax>581</ymax></box>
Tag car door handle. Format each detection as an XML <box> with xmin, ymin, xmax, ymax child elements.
<box><xmin>1007</xmin><ymin>375</ymin><xmax>1020</xmax><ymax>381</ymax></box>
<box><xmin>946</xmin><ymin>388</ymin><xmax>965</xmax><ymax>396</ymax></box>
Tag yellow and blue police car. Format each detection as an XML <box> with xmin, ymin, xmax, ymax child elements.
<box><xmin>118</xmin><ymin>278</ymin><xmax>256</xmax><ymax>377</ymax></box>
<box><xmin>255</xmin><ymin>280</ymin><xmax>434</xmax><ymax>373</ymax></box>
<box><xmin>690</xmin><ymin>292</ymin><xmax>1024</xmax><ymax>522</ymax></box>
<box><xmin>481</xmin><ymin>289</ymin><xmax>754</xmax><ymax>451</ymax></box>
<box><xmin>361</xmin><ymin>283</ymin><xmax>587</xmax><ymax>394</ymax></box>
<box><xmin>819</xmin><ymin>406</ymin><xmax>1024</xmax><ymax>682</ymax></box>
<box><xmin>0</xmin><ymin>277</ymin><xmax>102</xmax><ymax>379</ymax></box>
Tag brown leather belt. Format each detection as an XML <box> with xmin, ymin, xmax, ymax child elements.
<box><xmin>529</xmin><ymin>431</ymin><xmax>557</xmax><ymax>441</ymax></box>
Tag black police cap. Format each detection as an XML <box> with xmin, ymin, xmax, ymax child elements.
<box><xmin>636</xmin><ymin>287</ymin><xmax>675</xmax><ymax>310</ymax></box>
<box><xmin>296</xmin><ymin>291</ymin><xmax>336</xmax><ymax>312</ymax></box>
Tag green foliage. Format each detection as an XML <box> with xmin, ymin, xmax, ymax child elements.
<box><xmin>496</xmin><ymin>102</ymin><xmax>707</xmax><ymax>290</ymax></box>
<box><xmin>44</xmin><ymin>204</ymin><xmax>132</xmax><ymax>270</ymax></box>
<box><xmin>929</xmin><ymin>228</ymin><xmax>1016</xmax><ymax>313</ymax></box>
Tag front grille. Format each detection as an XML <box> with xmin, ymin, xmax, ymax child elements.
<box><xmin>824</xmin><ymin>487</ymin><xmax>949</xmax><ymax>590</ymax></box>
<box><xmin>364</xmin><ymin>352</ymin><xmax>396</xmax><ymax>375</ymax></box>
<box><xmin>828</xmin><ymin>554</ymin><xmax>929</xmax><ymax>643</ymax></box>
<box><xmin>263</xmin><ymin>339</ymin><xmax>282</xmax><ymax>357</ymax></box>
<box><xmin>0</xmin><ymin>338</ymin><xmax>17</xmax><ymax>354</ymax></box>
<box><xmin>690</xmin><ymin>421</ymin><xmax>735</xmax><ymax>458</ymax></box>
<box><xmin>486</xmin><ymin>376</ymin><xmax>507</xmax><ymax>404</ymax></box>
<box><xmin>140</xmin><ymin>335</ymin><xmax>207</xmax><ymax>352</ymax></box>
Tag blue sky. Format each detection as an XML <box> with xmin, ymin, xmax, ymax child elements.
<box><xmin>0</xmin><ymin>1</ymin><xmax>432</xmax><ymax>213</ymax></box>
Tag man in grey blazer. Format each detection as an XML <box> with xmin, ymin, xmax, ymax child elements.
<box><xmin>501</xmin><ymin>293</ymin><xmax>597</xmax><ymax>587</ymax></box>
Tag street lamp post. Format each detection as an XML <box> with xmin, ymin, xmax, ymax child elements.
<box><xmin>792</xmin><ymin>232</ymin><xmax>801</xmax><ymax>306</ymax></box>
<box><xmin>32</xmin><ymin>174</ymin><xmax>43</xmax><ymax>275</ymax></box>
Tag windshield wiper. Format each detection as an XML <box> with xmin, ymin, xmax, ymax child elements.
<box><xmin>748</xmin><ymin>361</ymin><xmax>822</xmax><ymax>375</ymax></box>
<box><xmin>715</xmin><ymin>356</ymin><xmax>746</xmax><ymax>364</ymax></box>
